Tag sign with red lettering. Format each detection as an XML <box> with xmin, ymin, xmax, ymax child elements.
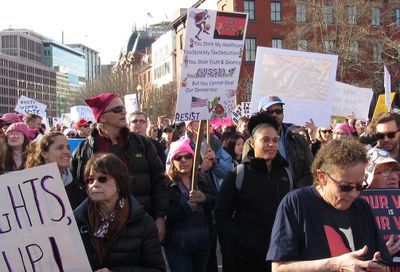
<box><xmin>0</xmin><ymin>163</ymin><xmax>91</xmax><ymax>271</ymax></box>
<box><xmin>360</xmin><ymin>189</ymin><xmax>400</xmax><ymax>268</ymax></box>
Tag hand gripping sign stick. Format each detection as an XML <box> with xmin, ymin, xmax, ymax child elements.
<box><xmin>191</xmin><ymin>120</ymin><xmax>208</xmax><ymax>191</ymax></box>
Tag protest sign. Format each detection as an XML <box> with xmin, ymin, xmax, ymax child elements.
<box><xmin>250</xmin><ymin>48</ymin><xmax>338</xmax><ymax>127</ymax></box>
<box><xmin>70</xmin><ymin>106</ymin><xmax>96</xmax><ymax>123</ymax></box>
<box><xmin>175</xmin><ymin>8</ymin><xmax>248</xmax><ymax>122</ymax></box>
<box><xmin>231</xmin><ymin>104</ymin><xmax>242</xmax><ymax>124</ymax></box>
<box><xmin>124</xmin><ymin>94</ymin><xmax>139</xmax><ymax>114</ymax></box>
<box><xmin>68</xmin><ymin>138</ymin><xmax>85</xmax><ymax>153</ymax></box>
<box><xmin>241</xmin><ymin>102</ymin><xmax>250</xmax><ymax>117</ymax></box>
<box><xmin>15</xmin><ymin>96</ymin><xmax>47</xmax><ymax>118</ymax></box>
<box><xmin>384</xmin><ymin>65</ymin><xmax>392</xmax><ymax>111</ymax></box>
<box><xmin>360</xmin><ymin>189</ymin><xmax>400</xmax><ymax>266</ymax></box>
<box><xmin>332</xmin><ymin>82</ymin><xmax>373</xmax><ymax>120</ymax></box>
<box><xmin>373</xmin><ymin>93</ymin><xmax>396</xmax><ymax>119</ymax></box>
<box><xmin>0</xmin><ymin>163</ymin><xmax>91</xmax><ymax>271</ymax></box>
<box><xmin>210</xmin><ymin>117</ymin><xmax>233</xmax><ymax>128</ymax></box>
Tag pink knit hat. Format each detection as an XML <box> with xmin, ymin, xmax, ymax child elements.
<box><xmin>333</xmin><ymin>123</ymin><xmax>355</xmax><ymax>136</ymax></box>
<box><xmin>85</xmin><ymin>93</ymin><xmax>118</xmax><ymax>122</ymax></box>
<box><xmin>169</xmin><ymin>138</ymin><xmax>194</xmax><ymax>159</ymax></box>
<box><xmin>6</xmin><ymin>122</ymin><xmax>29</xmax><ymax>138</ymax></box>
<box><xmin>0</xmin><ymin>113</ymin><xmax>24</xmax><ymax>123</ymax></box>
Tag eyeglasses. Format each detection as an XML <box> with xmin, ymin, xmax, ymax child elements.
<box><xmin>173</xmin><ymin>154</ymin><xmax>193</xmax><ymax>161</ymax></box>
<box><xmin>322</xmin><ymin>170</ymin><xmax>366</xmax><ymax>192</ymax></box>
<box><xmin>103</xmin><ymin>106</ymin><xmax>125</xmax><ymax>114</ymax></box>
<box><xmin>375</xmin><ymin>168</ymin><xmax>400</xmax><ymax>177</ymax></box>
<box><xmin>67</xmin><ymin>134</ymin><xmax>76</xmax><ymax>137</ymax></box>
<box><xmin>263</xmin><ymin>108</ymin><xmax>283</xmax><ymax>115</ymax></box>
<box><xmin>85</xmin><ymin>175</ymin><xmax>109</xmax><ymax>184</ymax></box>
<box><xmin>321</xmin><ymin>129</ymin><xmax>332</xmax><ymax>134</ymax></box>
<box><xmin>376</xmin><ymin>129</ymin><xmax>400</xmax><ymax>140</ymax></box>
<box><xmin>131</xmin><ymin>119</ymin><xmax>146</xmax><ymax>124</ymax></box>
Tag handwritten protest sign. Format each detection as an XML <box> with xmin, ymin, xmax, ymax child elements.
<box><xmin>0</xmin><ymin>163</ymin><xmax>91</xmax><ymax>271</ymax></box>
<box><xmin>332</xmin><ymin>82</ymin><xmax>373</xmax><ymax>120</ymax></box>
<box><xmin>175</xmin><ymin>8</ymin><xmax>248</xmax><ymax>122</ymax></box>
<box><xmin>70</xmin><ymin>106</ymin><xmax>96</xmax><ymax>123</ymax></box>
<box><xmin>15</xmin><ymin>96</ymin><xmax>47</xmax><ymax>118</ymax></box>
<box><xmin>374</xmin><ymin>93</ymin><xmax>396</xmax><ymax>119</ymax></box>
<box><xmin>124</xmin><ymin>94</ymin><xmax>139</xmax><ymax>114</ymax></box>
<box><xmin>360</xmin><ymin>189</ymin><xmax>400</xmax><ymax>267</ymax></box>
<box><xmin>250</xmin><ymin>48</ymin><xmax>338</xmax><ymax>127</ymax></box>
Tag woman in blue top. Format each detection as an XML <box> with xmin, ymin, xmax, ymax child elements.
<box><xmin>163</xmin><ymin>138</ymin><xmax>216</xmax><ymax>272</ymax></box>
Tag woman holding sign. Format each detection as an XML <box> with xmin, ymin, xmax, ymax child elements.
<box><xmin>163</xmin><ymin>138</ymin><xmax>216</xmax><ymax>272</ymax></box>
<box><xmin>74</xmin><ymin>153</ymin><xmax>165</xmax><ymax>272</ymax></box>
<box><xmin>25</xmin><ymin>131</ymin><xmax>85</xmax><ymax>209</ymax></box>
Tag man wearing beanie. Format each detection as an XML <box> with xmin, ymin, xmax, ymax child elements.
<box><xmin>71</xmin><ymin>92</ymin><xmax>168</xmax><ymax>241</ymax></box>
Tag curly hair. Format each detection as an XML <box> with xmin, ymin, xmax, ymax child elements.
<box><xmin>25</xmin><ymin>131</ymin><xmax>64</xmax><ymax>168</ymax></box>
<box><xmin>311</xmin><ymin>138</ymin><xmax>367</xmax><ymax>186</ymax></box>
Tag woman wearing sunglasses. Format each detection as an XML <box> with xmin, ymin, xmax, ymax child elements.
<box><xmin>4</xmin><ymin>122</ymin><xmax>30</xmax><ymax>172</ymax></box>
<box><xmin>25</xmin><ymin>131</ymin><xmax>86</xmax><ymax>209</ymax></box>
<box><xmin>74</xmin><ymin>153</ymin><xmax>165</xmax><ymax>271</ymax></box>
<box><xmin>163</xmin><ymin>138</ymin><xmax>216</xmax><ymax>272</ymax></box>
<box><xmin>267</xmin><ymin>138</ymin><xmax>390</xmax><ymax>272</ymax></box>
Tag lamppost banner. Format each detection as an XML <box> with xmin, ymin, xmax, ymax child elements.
<box><xmin>175</xmin><ymin>8</ymin><xmax>248</xmax><ymax>122</ymax></box>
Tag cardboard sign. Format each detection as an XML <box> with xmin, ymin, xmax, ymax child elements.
<box><xmin>373</xmin><ymin>93</ymin><xmax>396</xmax><ymax>118</ymax></box>
<box><xmin>175</xmin><ymin>8</ymin><xmax>248</xmax><ymax>122</ymax></box>
<box><xmin>250</xmin><ymin>48</ymin><xmax>338</xmax><ymax>127</ymax></box>
<box><xmin>15</xmin><ymin>96</ymin><xmax>47</xmax><ymax>118</ymax></box>
<box><xmin>70</xmin><ymin>106</ymin><xmax>96</xmax><ymax>123</ymax></box>
<box><xmin>0</xmin><ymin>163</ymin><xmax>91</xmax><ymax>271</ymax></box>
<box><xmin>124</xmin><ymin>94</ymin><xmax>139</xmax><ymax>114</ymax></box>
<box><xmin>231</xmin><ymin>104</ymin><xmax>242</xmax><ymax>124</ymax></box>
<box><xmin>360</xmin><ymin>189</ymin><xmax>400</xmax><ymax>266</ymax></box>
<box><xmin>241</xmin><ymin>102</ymin><xmax>250</xmax><ymax>117</ymax></box>
<box><xmin>332</xmin><ymin>82</ymin><xmax>373</xmax><ymax>120</ymax></box>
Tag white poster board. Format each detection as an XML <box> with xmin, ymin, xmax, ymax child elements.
<box><xmin>124</xmin><ymin>94</ymin><xmax>139</xmax><ymax>114</ymax></box>
<box><xmin>332</xmin><ymin>82</ymin><xmax>373</xmax><ymax>120</ymax></box>
<box><xmin>384</xmin><ymin>65</ymin><xmax>392</xmax><ymax>111</ymax></box>
<box><xmin>15</xmin><ymin>96</ymin><xmax>47</xmax><ymax>118</ymax></box>
<box><xmin>70</xmin><ymin>106</ymin><xmax>96</xmax><ymax>123</ymax></box>
<box><xmin>250</xmin><ymin>47</ymin><xmax>338</xmax><ymax>127</ymax></box>
<box><xmin>0</xmin><ymin>163</ymin><xmax>91</xmax><ymax>271</ymax></box>
<box><xmin>175</xmin><ymin>8</ymin><xmax>248</xmax><ymax>122</ymax></box>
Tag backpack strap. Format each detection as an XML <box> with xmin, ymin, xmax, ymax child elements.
<box><xmin>284</xmin><ymin>167</ymin><xmax>294</xmax><ymax>191</ymax></box>
<box><xmin>235</xmin><ymin>164</ymin><xmax>245</xmax><ymax>191</ymax></box>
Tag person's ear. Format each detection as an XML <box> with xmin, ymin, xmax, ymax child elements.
<box><xmin>316</xmin><ymin>169</ymin><xmax>326</xmax><ymax>186</ymax></box>
<box><xmin>249</xmin><ymin>138</ymin><xmax>255</xmax><ymax>148</ymax></box>
<box><xmin>41</xmin><ymin>152</ymin><xmax>48</xmax><ymax>161</ymax></box>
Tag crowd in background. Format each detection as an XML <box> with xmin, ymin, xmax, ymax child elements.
<box><xmin>0</xmin><ymin>93</ymin><xmax>398</xmax><ymax>272</ymax></box>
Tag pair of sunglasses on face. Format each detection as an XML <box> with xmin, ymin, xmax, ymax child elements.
<box><xmin>322</xmin><ymin>170</ymin><xmax>366</xmax><ymax>192</ymax></box>
<box><xmin>85</xmin><ymin>175</ymin><xmax>109</xmax><ymax>184</ymax></box>
<box><xmin>376</xmin><ymin>129</ymin><xmax>400</xmax><ymax>140</ymax></box>
<box><xmin>263</xmin><ymin>108</ymin><xmax>283</xmax><ymax>115</ymax></box>
<box><xmin>131</xmin><ymin>119</ymin><xmax>146</xmax><ymax>124</ymax></box>
<box><xmin>173</xmin><ymin>154</ymin><xmax>193</xmax><ymax>162</ymax></box>
<box><xmin>103</xmin><ymin>106</ymin><xmax>125</xmax><ymax>114</ymax></box>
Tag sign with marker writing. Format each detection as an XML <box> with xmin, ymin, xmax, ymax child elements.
<box><xmin>175</xmin><ymin>8</ymin><xmax>248</xmax><ymax>122</ymax></box>
<box><xmin>0</xmin><ymin>163</ymin><xmax>91</xmax><ymax>271</ymax></box>
<box><xmin>360</xmin><ymin>189</ymin><xmax>400</xmax><ymax>267</ymax></box>
<box><xmin>15</xmin><ymin>95</ymin><xmax>47</xmax><ymax>118</ymax></box>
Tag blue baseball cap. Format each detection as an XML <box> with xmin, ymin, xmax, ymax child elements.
<box><xmin>258</xmin><ymin>96</ymin><xmax>284</xmax><ymax>112</ymax></box>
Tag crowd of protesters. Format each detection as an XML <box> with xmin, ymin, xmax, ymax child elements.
<box><xmin>0</xmin><ymin>92</ymin><xmax>397</xmax><ymax>272</ymax></box>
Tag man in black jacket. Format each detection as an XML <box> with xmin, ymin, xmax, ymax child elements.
<box><xmin>71</xmin><ymin>93</ymin><xmax>168</xmax><ymax>241</ymax></box>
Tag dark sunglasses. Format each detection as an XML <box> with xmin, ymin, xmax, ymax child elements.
<box><xmin>131</xmin><ymin>119</ymin><xmax>146</xmax><ymax>124</ymax></box>
<box><xmin>85</xmin><ymin>175</ymin><xmax>108</xmax><ymax>184</ymax></box>
<box><xmin>103</xmin><ymin>106</ymin><xmax>125</xmax><ymax>114</ymax></box>
<box><xmin>3</xmin><ymin>122</ymin><xmax>12</xmax><ymax>127</ymax></box>
<box><xmin>323</xmin><ymin>170</ymin><xmax>365</xmax><ymax>192</ymax></box>
<box><xmin>173</xmin><ymin>154</ymin><xmax>193</xmax><ymax>161</ymax></box>
<box><xmin>81</xmin><ymin>125</ymin><xmax>90</xmax><ymax>128</ymax></box>
<box><xmin>263</xmin><ymin>108</ymin><xmax>283</xmax><ymax>115</ymax></box>
<box><xmin>321</xmin><ymin>129</ymin><xmax>332</xmax><ymax>134</ymax></box>
<box><xmin>376</xmin><ymin>129</ymin><xmax>400</xmax><ymax>140</ymax></box>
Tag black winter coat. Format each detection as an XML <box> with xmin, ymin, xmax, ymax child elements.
<box><xmin>71</xmin><ymin>127</ymin><xmax>168</xmax><ymax>219</ymax></box>
<box><xmin>74</xmin><ymin>196</ymin><xmax>166</xmax><ymax>272</ymax></box>
<box><xmin>215</xmin><ymin>152</ymin><xmax>292</xmax><ymax>272</ymax></box>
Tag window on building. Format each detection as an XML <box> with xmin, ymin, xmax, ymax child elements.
<box><xmin>296</xmin><ymin>2</ymin><xmax>306</xmax><ymax>23</ymax></box>
<box><xmin>372</xmin><ymin>7</ymin><xmax>380</xmax><ymax>26</ymax></box>
<box><xmin>349</xmin><ymin>41</ymin><xmax>358</xmax><ymax>61</ymax></box>
<box><xmin>245</xmin><ymin>38</ymin><xmax>256</xmax><ymax>62</ymax></box>
<box><xmin>272</xmin><ymin>38</ymin><xmax>283</xmax><ymax>48</ymax></box>
<box><xmin>373</xmin><ymin>41</ymin><xmax>383</xmax><ymax>62</ymax></box>
<box><xmin>271</xmin><ymin>1</ymin><xmax>282</xmax><ymax>22</ymax></box>
<box><xmin>244</xmin><ymin>0</ymin><xmax>255</xmax><ymax>20</ymax></box>
<box><xmin>179</xmin><ymin>34</ymin><xmax>183</xmax><ymax>50</ymax></box>
<box><xmin>323</xmin><ymin>5</ymin><xmax>334</xmax><ymax>24</ymax></box>
<box><xmin>396</xmin><ymin>9</ymin><xmax>400</xmax><ymax>26</ymax></box>
<box><xmin>348</xmin><ymin>5</ymin><xmax>356</xmax><ymax>24</ymax></box>
<box><xmin>297</xmin><ymin>39</ymin><xmax>307</xmax><ymax>51</ymax></box>
<box><xmin>324</xmin><ymin>40</ymin><xmax>335</xmax><ymax>54</ymax></box>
